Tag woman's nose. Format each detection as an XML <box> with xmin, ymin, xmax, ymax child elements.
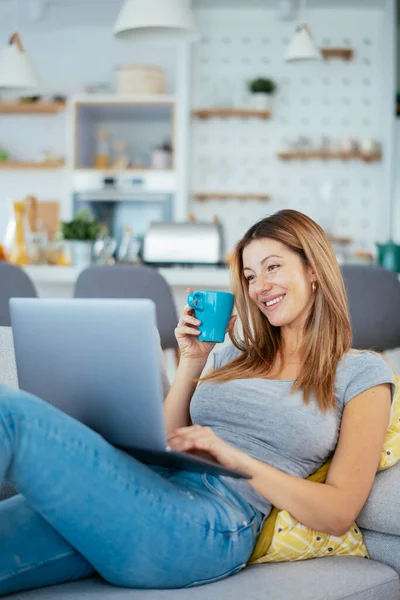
<box><xmin>254</xmin><ymin>274</ymin><xmax>273</xmax><ymax>295</ymax></box>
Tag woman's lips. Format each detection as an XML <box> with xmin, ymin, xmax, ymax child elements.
<box><xmin>262</xmin><ymin>294</ymin><xmax>286</xmax><ymax>312</ymax></box>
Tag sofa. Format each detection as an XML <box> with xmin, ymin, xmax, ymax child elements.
<box><xmin>1</xmin><ymin>264</ymin><xmax>400</xmax><ymax>599</ymax></box>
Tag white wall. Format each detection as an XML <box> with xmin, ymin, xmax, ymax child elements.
<box><xmin>190</xmin><ymin>4</ymin><xmax>391</xmax><ymax>254</ymax></box>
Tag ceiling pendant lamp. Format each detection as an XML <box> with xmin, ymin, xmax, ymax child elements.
<box><xmin>284</xmin><ymin>0</ymin><xmax>321</xmax><ymax>62</ymax></box>
<box><xmin>0</xmin><ymin>32</ymin><xmax>39</xmax><ymax>89</ymax></box>
<box><xmin>113</xmin><ymin>0</ymin><xmax>197</xmax><ymax>43</ymax></box>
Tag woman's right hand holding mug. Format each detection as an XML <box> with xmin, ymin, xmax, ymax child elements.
<box><xmin>175</xmin><ymin>288</ymin><xmax>236</xmax><ymax>361</ymax></box>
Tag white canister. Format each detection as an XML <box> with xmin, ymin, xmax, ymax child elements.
<box><xmin>151</xmin><ymin>148</ymin><xmax>172</xmax><ymax>169</ymax></box>
<box><xmin>360</xmin><ymin>138</ymin><xmax>377</xmax><ymax>156</ymax></box>
<box><xmin>68</xmin><ymin>241</ymin><xmax>93</xmax><ymax>267</ymax></box>
<box><xmin>251</xmin><ymin>93</ymin><xmax>272</xmax><ymax>111</ymax></box>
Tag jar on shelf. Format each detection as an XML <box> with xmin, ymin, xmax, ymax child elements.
<box><xmin>8</xmin><ymin>200</ymin><xmax>30</xmax><ymax>266</ymax></box>
<box><xmin>117</xmin><ymin>226</ymin><xmax>140</xmax><ymax>263</ymax></box>
<box><xmin>94</xmin><ymin>130</ymin><xmax>110</xmax><ymax>169</ymax></box>
<box><xmin>151</xmin><ymin>141</ymin><xmax>173</xmax><ymax>169</ymax></box>
<box><xmin>112</xmin><ymin>140</ymin><xmax>130</xmax><ymax>170</ymax></box>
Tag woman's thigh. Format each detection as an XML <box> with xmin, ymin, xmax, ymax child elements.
<box><xmin>0</xmin><ymin>386</ymin><xmax>262</xmax><ymax>589</ymax></box>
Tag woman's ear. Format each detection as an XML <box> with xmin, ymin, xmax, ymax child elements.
<box><xmin>307</xmin><ymin>265</ymin><xmax>316</xmax><ymax>283</ymax></box>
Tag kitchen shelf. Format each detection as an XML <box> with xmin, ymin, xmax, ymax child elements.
<box><xmin>277</xmin><ymin>151</ymin><xmax>381</xmax><ymax>163</ymax></box>
<box><xmin>193</xmin><ymin>192</ymin><xmax>271</xmax><ymax>201</ymax></box>
<box><xmin>72</xmin><ymin>93</ymin><xmax>176</xmax><ymax>105</ymax></box>
<box><xmin>321</xmin><ymin>47</ymin><xmax>354</xmax><ymax>61</ymax></box>
<box><xmin>192</xmin><ymin>108</ymin><xmax>271</xmax><ymax>120</ymax></box>
<box><xmin>0</xmin><ymin>102</ymin><xmax>66</xmax><ymax>114</ymax></box>
<box><xmin>327</xmin><ymin>234</ymin><xmax>352</xmax><ymax>245</ymax></box>
<box><xmin>0</xmin><ymin>160</ymin><xmax>65</xmax><ymax>169</ymax></box>
<box><xmin>74</xmin><ymin>167</ymin><xmax>174</xmax><ymax>173</ymax></box>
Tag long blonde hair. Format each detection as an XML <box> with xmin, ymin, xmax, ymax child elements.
<box><xmin>201</xmin><ymin>209</ymin><xmax>352</xmax><ymax>411</ymax></box>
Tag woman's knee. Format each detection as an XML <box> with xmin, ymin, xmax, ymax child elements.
<box><xmin>0</xmin><ymin>385</ymin><xmax>37</xmax><ymax>407</ymax></box>
<box><xmin>0</xmin><ymin>386</ymin><xmax>52</xmax><ymax>433</ymax></box>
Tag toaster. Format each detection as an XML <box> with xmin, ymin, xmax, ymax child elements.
<box><xmin>143</xmin><ymin>221</ymin><xmax>224</xmax><ymax>266</ymax></box>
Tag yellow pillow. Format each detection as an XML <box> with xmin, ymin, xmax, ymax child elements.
<box><xmin>249</xmin><ymin>375</ymin><xmax>400</xmax><ymax>564</ymax></box>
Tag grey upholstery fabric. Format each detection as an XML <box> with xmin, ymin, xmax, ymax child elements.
<box><xmin>340</xmin><ymin>265</ymin><xmax>400</xmax><ymax>351</ymax></box>
<box><xmin>0</xmin><ymin>326</ymin><xmax>19</xmax><ymax>500</ymax></box>
<box><xmin>363</xmin><ymin>527</ymin><xmax>400</xmax><ymax>579</ymax></box>
<box><xmin>0</xmin><ymin>326</ymin><xmax>18</xmax><ymax>389</ymax></box>
<box><xmin>358</xmin><ymin>461</ymin><xmax>400</xmax><ymax>535</ymax></box>
<box><xmin>8</xmin><ymin>558</ymin><xmax>400</xmax><ymax>600</ymax></box>
<box><xmin>0</xmin><ymin>262</ymin><xmax>37</xmax><ymax>327</ymax></box>
<box><xmin>74</xmin><ymin>265</ymin><xmax>179</xmax><ymax>351</ymax></box>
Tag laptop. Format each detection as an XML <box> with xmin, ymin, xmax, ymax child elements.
<box><xmin>10</xmin><ymin>298</ymin><xmax>250</xmax><ymax>480</ymax></box>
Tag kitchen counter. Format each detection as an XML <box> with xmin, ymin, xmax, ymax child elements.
<box><xmin>23</xmin><ymin>265</ymin><xmax>231</xmax><ymax>312</ymax></box>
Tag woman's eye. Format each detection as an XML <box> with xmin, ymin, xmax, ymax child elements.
<box><xmin>267</xmin><ymin>264</ymin><xmax>280</xmax><ymax>272</ymax></box>
<box><xmin>246</xmin><ymin>275</ymin><xmax>255</xmax><ymax>283</ymax></box>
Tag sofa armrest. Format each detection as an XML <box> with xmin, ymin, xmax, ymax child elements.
<box><xmin>358</xmin><ymin>461</ymin><xmax>400</xmax><ymax>535</ymax></box>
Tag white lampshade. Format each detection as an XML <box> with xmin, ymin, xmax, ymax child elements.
<box><xmin>114</xmin><ymin>0</ymin><xmax>196</xmax><ymax>43</ymax></box>
<box><xmin>0</xmin><ymin>33</ymin><xmax>39</xmax><ymax>89</ymax></box>
<box><xmin>284</xmin><ymin>24</ymin><xmax>322</xmax><ymax>62</ymax></box>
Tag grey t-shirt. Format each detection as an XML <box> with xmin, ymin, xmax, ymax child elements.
<box><xmin>190</xmin><ymin>344</ymin><xmax>395</xmax><ymax>516</ymax></box>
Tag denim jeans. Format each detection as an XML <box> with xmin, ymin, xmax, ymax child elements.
<box><xmin>0</xmin><ymin>385</ymin><xmax>264</xmax><ymax>595</ymax></box>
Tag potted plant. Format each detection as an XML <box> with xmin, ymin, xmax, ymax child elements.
<box><xmin>61</xmin><ymin>209</ymin><xmax>100</xmax><ymax>267</ymax></box>
<box><xmin>248</xmin><ymin>77</ymin><xmax>277</xmax><ymax>111</ymax></box>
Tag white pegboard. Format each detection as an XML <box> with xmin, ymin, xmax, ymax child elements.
<box><xmin>189</xmin><ymin>6</ymin><xmax>387</xmax><ymax>256</ymax></box>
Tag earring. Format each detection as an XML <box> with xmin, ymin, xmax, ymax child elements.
<box><xmin>312</xmin><ymin>281</ymin><xmax>317</xmax><ymax>293</ymax></box>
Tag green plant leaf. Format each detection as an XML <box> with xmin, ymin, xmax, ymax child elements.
<box><xmin>61</xmin><ymin>209</ymin><xmax>100</xmax><ymax>241</ymax></box>
<box><xmin>249</xmin><ymin>78</ymin><xmax>277</xmax><ymax>94</ymax></box>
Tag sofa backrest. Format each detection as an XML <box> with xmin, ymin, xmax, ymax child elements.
<box><xmin>0</xmin><ymin>326</ymin><xmax>18</xmax><ymax>389</ymax></box>
<box><xmin>341</xmin><ymin>264</ymin><xmax>400</xmax><ymax>352</ymax></box>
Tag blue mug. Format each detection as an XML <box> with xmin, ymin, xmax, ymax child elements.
<box><xmin>187</xmin><ymin>290</ymin><xmax>235</xmax><ymax>343</ymax></box>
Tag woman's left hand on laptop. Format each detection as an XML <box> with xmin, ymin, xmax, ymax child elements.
<box><xmin>167</xmin><ymin>425</ymin><xmax>255</xmax><ymax>476</ymax></box>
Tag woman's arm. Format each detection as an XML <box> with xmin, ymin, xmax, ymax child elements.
<box><xmin>164</xmin><ymin>286</ymin><xmax>235</xmax><ymax>438</ymax></box>
<box><xmin>164</xmin><ymin>359</ymin><xmax>208</xmax><ymax>437</ymax></box>
<box><xmin>247</xmin><ymin>383</ymin><xmax>391</xmax><ymax>535</ymax></box>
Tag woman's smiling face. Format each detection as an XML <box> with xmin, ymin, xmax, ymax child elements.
<box><xmin>242</xmin><ymin>238</ymin><xmax>315</xmax><ymax>329</ymax></box>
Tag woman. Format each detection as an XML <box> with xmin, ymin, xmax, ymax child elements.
<box><xmin>0</xmin><ymin>209</ymin><xmax>393</xmax><ymax>595</ymax></box>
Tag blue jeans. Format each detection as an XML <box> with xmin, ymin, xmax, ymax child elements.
<box><xmin>0</xmin><ymin>385</ymin><xmax>263</xmax><ymax>595</ymax></box>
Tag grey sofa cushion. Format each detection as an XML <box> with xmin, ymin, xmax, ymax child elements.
<box><xmin>7</xmin><ymin>558</ymin><xmax>400</xmax><ymax>600</ymax></box>
<box><xmin>0</xmin><ymin>326</ymin><xmax>18</xmax><ymax>500</ymax></box>
<box><xmin>0</xmin><ymin>326</ymin><xmax>18</xmax><ymax>389</ymax></box>
<box><xmin>358</xmin><ymin>461</ymin><xmax>400</xmax><ymax>535</ymax></box>
<box><xmin>363</xmin><ymin>527</ymin><xmax>400</xmax><ymax>579</ymax></box>
<box><xmin>340</xmin><ymin>264</ymin><xmax>400</xmax><ymax>351</ymax></box>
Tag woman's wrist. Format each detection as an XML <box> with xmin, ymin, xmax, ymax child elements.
<box><xmin>178</xmin><ymin>355</ymin><xmax>209</xmax><ymax>374</ymax></box>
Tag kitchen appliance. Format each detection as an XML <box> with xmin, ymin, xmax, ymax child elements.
<box><xmin>143</xmin><ymin>221</ymin><xmax>225</xmax><ymax>266</ymax></box>
<box><xmin>376</xmin><ymin>241</ymin><xmax>400</xmax><ymax>273</ymax></box>
<box><xmin>72</xmin><ymin>171</ymin><xmax>174</xmax><ymax>247</ymax></box>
